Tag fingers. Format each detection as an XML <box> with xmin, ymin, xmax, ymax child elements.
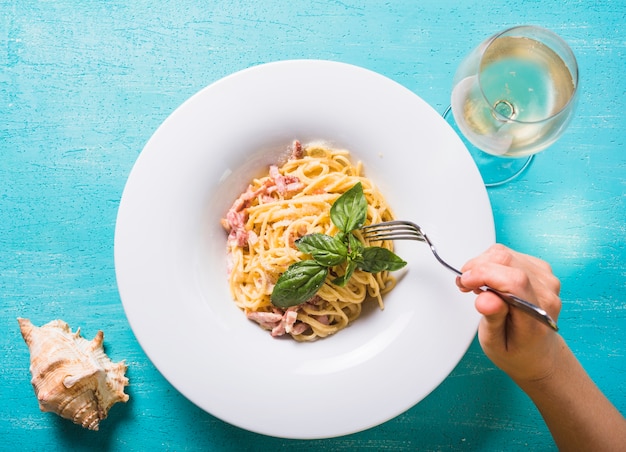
<box><xmin>458</xmin><ymin>263</ymin><xmax>531</xmax><ymax>297</ymax></box>
<box><xmin>464</xmin><ymin>244</ymin><xmax>541</xmax><ymax>271</ymax></box>
<box><xmin>458</xmin><ymin>244</ymin><xmax>562</xmax><ymax>319</ymax></box>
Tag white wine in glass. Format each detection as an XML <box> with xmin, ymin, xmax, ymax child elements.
<box><xmin>445</xmin><ymin>25</ymin><xmax>578</xmax><ymax>186</ymax></box>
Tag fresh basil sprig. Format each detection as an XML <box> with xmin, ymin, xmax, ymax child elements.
<box><xmin>271</xmin><ymin>182</ymin><xmax>406</xmax><ymax>308</ymax></box>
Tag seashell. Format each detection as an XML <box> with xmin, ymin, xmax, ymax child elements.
<box><xmin>18</xmin><ymin>318</ymin><xmax>129</xmax><ymax>431</ymax></box>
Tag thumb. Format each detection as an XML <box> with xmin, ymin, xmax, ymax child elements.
<box><xmin>474</xmin><ymin>291</ymin><xmax>509</xmax><ymax>342</ymax></box>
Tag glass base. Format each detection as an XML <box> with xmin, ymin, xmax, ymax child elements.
<box><xmin>442</xmin><ymin>106</ymin><xmax>533</xmax><ymax>187</ymax></box>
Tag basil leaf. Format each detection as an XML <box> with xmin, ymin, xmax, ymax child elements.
<box><xmin>330</xmin><ymin>182</ymin><xmax>368</xmax><ymax>233</ymax></box>
<box><xmin>356</xmin><ymin>246</ymin><xmax>407</xmax><ymax>273</ymax></box>
<box><xmin>295</xmin><ymin>233</ymin><xmax>348</xmax><ymax>267</ymax></box>
<box><xmin>347</xmin><ymin>232</ymin><xmax>364</xmax><ymax>260</ymax></box>
<box><xmin>332</xmin><ymin>259</ymin><xmax>357</xmax><ymax>287</ymax></box>
<box><xmin>271</xmin><ymin>261</ymin><xmax>328</xmax><ymax>308</ymax></box>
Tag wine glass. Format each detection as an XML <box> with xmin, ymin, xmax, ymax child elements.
<box><xmin>443</xmin><ymin>25</ymin><xmax>579</xmax><ymax>186</ymax></box>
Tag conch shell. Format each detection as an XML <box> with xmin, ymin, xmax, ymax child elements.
<box><xmin>18</xmin><ymin>318</ymin><xmax>129</xmax><ymax>431</ymax></box>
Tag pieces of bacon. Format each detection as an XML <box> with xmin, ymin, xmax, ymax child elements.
<box><xmin>221</xmin><ymin>140</ymin><xmax>305</xmax><ymax>248</ymax></box>
<box><xmin>267</xmin><ymin>165</ymin><xmax>304</xmax><ymax>196</ymax></box>
<box><xmin>289</xmin><ymin>140</ymin><xmax>304</xmax><ymax>160</ymax></box>
<box><xmin>224</xmin><ymin>140</ymin><xmax>323</xmax><ymax>339</ymax></box>
<box><xmin>246</xmin><ymin>308</ymin><xmax>309</xmax><ymax>337</ymax></box>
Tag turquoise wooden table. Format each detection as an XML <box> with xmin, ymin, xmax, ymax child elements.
<box><xmin>2</xmin><ymin>1</ymin><xmax>624</xmax><ymax>450</ymax></box>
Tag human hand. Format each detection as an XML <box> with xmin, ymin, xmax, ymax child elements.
<box><xmin>456</xmin><ymin>244</ymin><xmax>563</xmax><ymax>384</ymax></box>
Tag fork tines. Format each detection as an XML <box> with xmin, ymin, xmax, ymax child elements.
<box><xmin>361</xmin><ymin>220</ymin><xmax>425</xmax><ymax>242</ymax></box>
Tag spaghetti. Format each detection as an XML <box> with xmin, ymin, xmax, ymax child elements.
<box><xmin>222</xmin><ymin>141</ymin><xmax>398</xmax><ymax>341</ymax></box>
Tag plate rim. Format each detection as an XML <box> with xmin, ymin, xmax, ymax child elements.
<box><xmin>114</xmin><ymin>59</ymin><xmax>494</xmax><ymax>439</ymax></box>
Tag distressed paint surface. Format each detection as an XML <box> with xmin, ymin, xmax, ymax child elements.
<box><xmin>1</xmin><ymin>0</ymin><xmax>624</xmax><ymax>450</ymax></box>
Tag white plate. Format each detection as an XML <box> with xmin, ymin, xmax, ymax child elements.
<box><xmin>114</xmin><ymin>60</ymin><xmax>494</xmax><ymax>439</ymax></box>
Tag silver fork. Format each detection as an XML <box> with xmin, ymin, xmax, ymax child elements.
<box><xmin>361</xmin><ymin>220</ymin><xmax>558</xmax><ymax>331</ymax></box>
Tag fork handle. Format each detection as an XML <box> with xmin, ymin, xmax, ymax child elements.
<box><xmin>482</xmin><ymin>287</ymin><xmax>559</xmax><ymax>331</ymax></box>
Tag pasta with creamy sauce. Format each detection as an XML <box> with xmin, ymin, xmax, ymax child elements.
<box><xmin>221</xmin><ymin>141</ymin><xmax>398</xmax><ymax>341</ymax></box>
